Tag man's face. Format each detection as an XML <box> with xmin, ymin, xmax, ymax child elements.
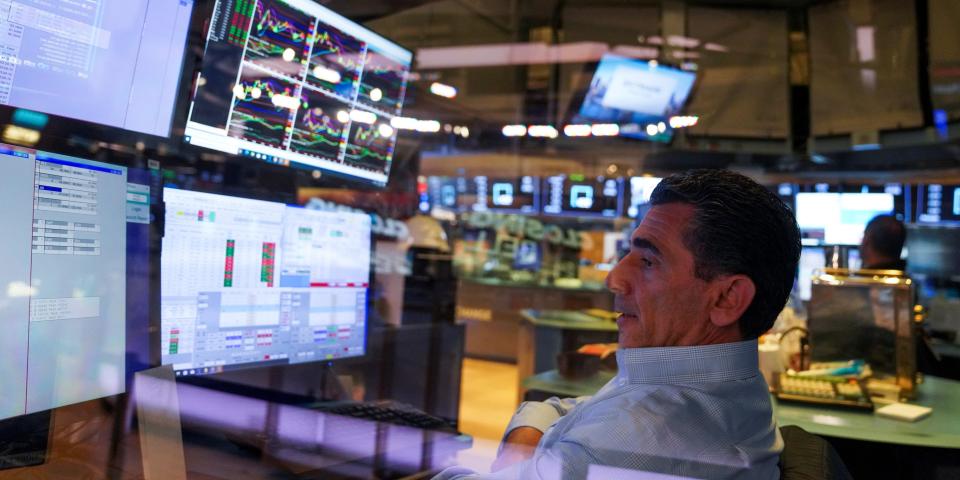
<box><xmin>606</xmin><ymin>203</ymin><xmax>737</xmax><ymax>348</ymax></box>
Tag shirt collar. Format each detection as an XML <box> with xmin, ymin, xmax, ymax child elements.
<box><xmin>616</xmin><ymin>339</ymin><xmax>760</xmax><ymax>384</ymax></box>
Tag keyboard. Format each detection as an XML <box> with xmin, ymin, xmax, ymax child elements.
<box><xmin>775</xmin><ymin>373</ymin><xmax>874</xmax><ymax>411</ymax></box>
<box><xmin>307</xmin><ymin>400</ymin><xmax>458</xmax><ymax>432</ymax></box>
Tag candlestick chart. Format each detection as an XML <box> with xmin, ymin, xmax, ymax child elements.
<box><xmin>357</xmin><ymin>49</ymin><xmax>408</xmax><ymax>114</ymax></box>
<box><xmin>344</xmin><ymin>121</ymin><xmax>394</xmax><ymax>174</ymax></box>
<box><xmin>228</xmin><ymin>70</ymin><xmax>296</xmax><ymax>148</ymax></box>
<box><xmin>245</xmin><ymin>0</ymin><xmax>314</xmax><ymax>78</ymax></box>
<box><xmin>290</xmin><ymin>89</ymin><xmax>349</xmax><ymax>160</ymax></box>
<box><xmin>307</xmin><ymin>23</ymin><xmax>364</xmax><ymax>99</ymax></box>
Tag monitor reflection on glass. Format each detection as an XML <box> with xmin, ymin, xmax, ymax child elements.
<box><xmin>160</xmin><ymin>188</ymin><xmax>372</xmax><ymax>377</ymax></box>
<box><xmin>795</xmin><ymin>192</ymin><xmax>894</xmax><ymax>246</ymax></box>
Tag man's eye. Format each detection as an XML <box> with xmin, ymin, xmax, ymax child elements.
<box><xmin>640</xmin><ymin>257</ymin><xmax>653</xmax><ymax>268</ymax></box>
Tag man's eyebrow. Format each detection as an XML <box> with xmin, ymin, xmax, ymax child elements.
<box><xmin>632</xmin><ymin>237</ymin><xmax>662</xmax><ymax>257</ymax></box>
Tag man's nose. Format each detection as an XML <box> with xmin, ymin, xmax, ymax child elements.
<box><xmin>605</xmin><ymin>257</ymin><xmax>631</xmax><ymax>296</ymax></box>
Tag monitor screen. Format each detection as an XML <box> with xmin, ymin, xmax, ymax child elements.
<box><xmin>916</xmin><ymin>184</ymin><xmax>960</xmax><ymax>225</ymax></box>
<box><xmin>797</xmin><ymin>247</ymin><xmax>826</xmax><ymax>302</ymax></box>
<box><xmin>575</xmin><ymin>54</ymin><xmax>696</xmax><ymax>142</ymax></box>
<box><xmin>627</xmin><ymin>176</ymin><xmax>662</xmax><ymax>218</ymax></box>
<box><xmin>161</xmin><ymin>188</ymin><xmax>371</xmax><ymax>376</ymax></box>
<box><xmin>425</xmin><ymin>176</ymin><xmax>460</xmax><ymax>212</ymax></box>
<box><xmin>0</xmin><ymin>143</ymin><xmax>127</xmax><ymax>422</ymax></box>
<box><xmin>462</xmin><ymin>176</ymin><xmax>539</xmax><ymax>214</ymax></box>
<box><xmin>184</xmin><ymin>0</ymin><xmax>412</xmax><ymax>186</ymax></box>
<box><xmin>0</xmin><ymin>0</ymin><xmax>194</xmax><ymax>137</ymax></box>
<box><xmin>795</xmin><ymin>193</ymin><xmax>894</xmax><ymax>245</ymax></box>
<box><xmin>542</xmin><ymin>175</ymin><xmax>623</xmax><ymax>218</ymax></box>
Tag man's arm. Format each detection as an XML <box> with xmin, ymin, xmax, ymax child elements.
<box><xmin>491</xmin><ymin>396</ymin><xmax>589</xmax><ymax>471</ymax></box>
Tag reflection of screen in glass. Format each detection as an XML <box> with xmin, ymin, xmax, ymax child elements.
<box><xmin>184</xmin><ymin>0</ymin><xmax>411</xmax><ymax>186</ymax></box>
<box><xmin>0</xmin><ymin>0</ymin><xmax>194</xmax><ymax>136</ymax></box>
<box><xmin>576</xmin><ymin>54</ymin><xmax>696</xmax><ymax>143</ymax></box>
<box><xmin>917</xmin><ymin>184</ymin><xmax>960</xmax><ymax>225</ymax></box>
<box><xmin>161</xmin><ymin>188</ymin><xmax>371</xmax><ymax>376</ymax></box>
<box><xmin>795</xmin><ymin>193</ymin><xmax>894</xmax><ymax>245</ymax></box>
<box><xmin>0</xmin><ymin>143</ymin><xmax>128</xmax><ymax>421</ymax></box>
<box><xmin>627</xmin><ymin>177</ymin><xmax>662</xmax><ymax>218</ymax></box>
<box><xmin>797</xmin><ymin>247</ymin><xmax>825</xmax><ymax>301</ymax></box>
<box><xmin>543</xmin><ymin>175</ymin><xmax>623</xmax><ymax>218</ymax></box>
<box><xmin>462</xmin><ymin>176</ymin><xmax>539</xmax><ymax>214</ymax></box>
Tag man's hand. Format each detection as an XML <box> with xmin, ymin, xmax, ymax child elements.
<box><xmin>490</xmin><ymin>426</ymin><xmax>544</xmax><ymax>472</ymax></box>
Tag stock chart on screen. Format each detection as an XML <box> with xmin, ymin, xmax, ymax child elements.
<box><xmin>185</xmin><ymin>0</ymin><xmax>412</xmax><ymax>186</ymax></box>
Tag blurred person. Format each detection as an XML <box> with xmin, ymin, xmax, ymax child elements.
<box><xmin>436</xmin><ymin>170</ymin><xmax>800</xmax><ymax>479</ymax></box>
<box><xmin>860</xmin><ymin>214</ymin><xmax>906</xmax><ymax>271</ymax></box>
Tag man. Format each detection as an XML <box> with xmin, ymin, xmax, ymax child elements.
<box><xmin>437</xmin><ymin>170</ymin><xmax>801</xmax><ymax>479</ymax></box>
<box><xmin>860</xmin><ymin>215</ymin><xmax>906</xmax><ymax>270</ymax></box>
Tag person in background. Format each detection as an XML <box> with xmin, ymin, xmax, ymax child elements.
<box><xmin>860</xmin><ymin>215</ymin><xmax>907</xmax><ymax>271</ymax></box>
<box><xmin>435</xmin><ymin>170</ymin><xmax>801</xmax><ymax>479</ymax></box>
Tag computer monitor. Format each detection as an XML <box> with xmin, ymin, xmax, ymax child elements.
<box><xmin>795</xmin><ymin>192</ymin><xmax>894</xmax><ymax>245</ymax></box>
<box><xmin>426</xmin><ymin>176</ymin><xmax>460</xmax><ymax>212</ymax></box>
<box><xmin>462</xmin><ymin>176</ymin><xmax>540</xmax><ymax>214</ymax></box>
<box><xmin>184</xmin><ymin>0</ymin><xmax>412</xmax><ymax>186</ymax></box>
<box><xmin>574</xmin><ymin>54</ymin><xmax>696</xmax><ymax>142</ymax></box>
<box><xmin>0</xmin><ymin>143</ymin><xmax>128</xmax><ymax>422</ymax></box>
<box><xmin>797</xmin><ymin>246</ymin><xmax>826</xmax><ymax>301</ymax></box>
<box><xmin>161</xmin><ymin>188</ymin><xmax>372</xmax><ymax>376</ymax></box>
<box><xmin>542</xmin><ymin>175</ymin><xmax>623</xmax><ymax>218</ymax></box>
<box><xmin>916</xmin><ymin>184</ymin><xmax>960</xmax><ymax>225</ymax></box>
<box><xmin>905</xmin><ymin>225</ymin><xmax>960</xmax><ymax>279</ymax></box>
<box><xmin>0</xmin><ymin>0</ymin><xmax>194</xmax><ymax>136</ymax></box>
<box><xmin>627</xmin><ymin>176</ymin><xmax>662</xmax><ymax>218</ymax></box>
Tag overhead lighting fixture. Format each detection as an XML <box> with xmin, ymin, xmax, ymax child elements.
<box><xmin>312</xmin><ymin>65</ymin><xmax>342</xmax><ymax>84</ymax></box>
<box><xmin>390</xmin><ymin>116</ymin><xmax>419</xmax><ymax>130</ymax></box>
<box><xmin>271</xmin><ymin>94</ymin><xmax>300</xmax><ymax>110</ymax></box>
<box><xmin>564</xmin><ymin>124</ymin><xmax>592</xmax><ymax>137</ymax></box>
<box><xmin>349</xmin><ymin>110</ymin><xmax>377</xmax><ymax>124</ymax></box>
<box><xmin>378</xmin><ymin>123</ymin><xmax>395</xmax><ymax>137</ymax></box>
<box><xmin>591</xmin><ymin>124</ymin><xmax>619</xmax><ymax>136</ymax></box>
<box><xmin>2</xmin><ymin>124</ymin><xmax>40</xmax><ymax>145</ymax></box>
<box><xmin>429</xmin><ymin>82</ymin><xmax>458</xmax><ymax>99</ymax></box>
<box><xmin>502</xmin><ymin>125</ymin><xmax>527</xmax><ymax>137</ymax></box>
<box><xmin>460</xmin><ymin>126</ymin><xmax>470</xmax><ymax>138</ymax></box>
<box><xmin>657</xmin><ymin>122</ymin><xmax>667</xmax><ymax>133</ymax></box>
<box><xmin>668</xmin><ymin>115</ymin><xmax>699</xmax><ymax>128</ymax></box>
<box><xmin>645</xmin><ymin>124</ymin><xmax>659</xmax><ymax>136</ymax></box>
<box><xmin>527</xmin><ymin>125</ymin><xmax>558</xmax><ymax>138</ymax></box>
<box><xmin>416</xmin><ymin>120</ymin><xmax>441</xmax><ymax>133</ymax></box>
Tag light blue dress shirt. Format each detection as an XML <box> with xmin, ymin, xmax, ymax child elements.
<box><xmin>436</xmin><ymin>339</ymin><xmax>782</xmax><ymax>479</ymax></box>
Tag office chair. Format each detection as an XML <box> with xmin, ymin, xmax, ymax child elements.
<box><xmin>779</xmin><ymin>425</ymin><xmax>853</xmax><ymax>480</ymax></box>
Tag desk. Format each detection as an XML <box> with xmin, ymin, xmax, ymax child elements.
<box><xmin>516</xmin><ymin>310</ymin><xmax>618</xmax><ymax>404</ymax></box>
<box><xmin>522</xmin><ymin>371</ymin><xmax>960</xmax><ymax>449</ymax></box>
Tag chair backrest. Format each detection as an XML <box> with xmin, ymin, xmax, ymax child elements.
<box><xmin>778</xmin><ymin>425</ymin><xmax>853</xmax><ymax>480</ymax></box>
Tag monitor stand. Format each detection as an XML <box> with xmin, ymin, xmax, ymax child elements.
<box><xmin>0</xmin><ymin>410</ymin><xmax>52</xmax><ymax>471</ymax></box>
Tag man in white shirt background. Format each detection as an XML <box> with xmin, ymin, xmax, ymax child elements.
<box><xmin>437</xmin><ymin>169</ymin><xmax>801</xmax><ymax>479</ymax></box>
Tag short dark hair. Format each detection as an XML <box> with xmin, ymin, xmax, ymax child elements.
<box><xmin>864</xmin><ymin>215</ymin><xmax>906</xmax><ymax>260</ymax></box>
<box><xmin>650</xmin><ymin>169</ymin><xmax>801</xmax><ymax>340</ymax></box>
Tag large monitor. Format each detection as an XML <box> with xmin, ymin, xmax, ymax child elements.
<box><xmin>542</xmin><ymin>174</ymin><xmax>623</xmax><ymax>218</ymax></box>
<box><xmin>916</xmin><ymin>184</ymin><xmax>960</xmax><ymax>225</ymax></box>
<box><xmin>0</xmin><ymin>0</ymin><xmax>193</xmax><ymax>137</ymax></box>
<box><xmin>0</xmin><ymin>143</ymin><xmax>127</xmax><ymax>422</ymax></box>
<box><xmin>161</xmin><ymin>188</ymin><xmax>371</xmax><ymax>376</ymax></box>
<box><xmin>795</xmin><ymin>192</ymin><xmax>894</xmax><ymax>245</ymax></box>
<box><xmin>574</xmin><ymin>54</ymin><xmax>696</xmax><ymax>142</ymax></box>
<box><xmin>184</xmin><ymin>0</ymin><xmax>412</xmax><ymax>186</ymax></box>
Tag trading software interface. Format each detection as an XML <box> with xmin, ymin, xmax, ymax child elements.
<box><xmin>0</xmin><ymin>0</ymin><xmax>194</xmax><ymax>136</ymax></box>
<box><xmin>161</xmin><ymin>188</ymin><xmax>371</xmax><ymax>375</ymax></box>
<box><xmin>542</xmin><ymin>175</ymin><xmax>623</xmax><ymax>218</ymax></box>
<box><xmin>0</xmin><ymin>143</ymin><xmax>127</xmax><ymax>421</ymax></box>
<box><xmin>184</xmin><ymin>0</ymin><xmax>412</xmax><ymax>186</ymax></box>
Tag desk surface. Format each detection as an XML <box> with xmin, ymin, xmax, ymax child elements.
<box><xmin>520</xmin><ymin>310</ymin><xmax>619</xmax><ymax>332</ymax></box>
<box><xmin>522</xmin><ymin>371</ymin><xmax>960</xmax><ymax>449</ymax></box>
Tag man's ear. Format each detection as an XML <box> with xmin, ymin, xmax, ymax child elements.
<box><xmin>709</xmin><ymin>274</ymin><xmax>756</xmax><ymax>329</ymax></box>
